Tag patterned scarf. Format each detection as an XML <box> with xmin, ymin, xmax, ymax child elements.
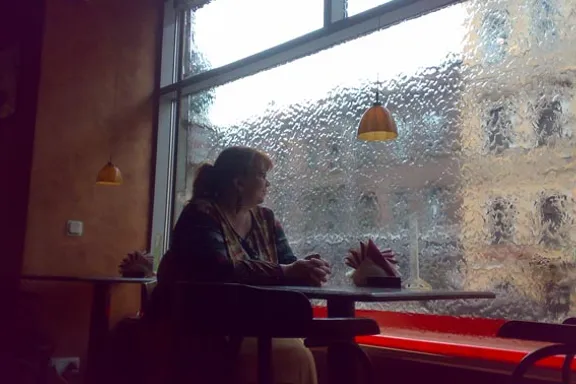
<box><xmin>210</xmin><ymin>202</ymin><xmax>279</xmax><ymax>264</ymax></box>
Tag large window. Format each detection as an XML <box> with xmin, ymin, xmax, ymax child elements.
<box><xmin>182</xmin><ymin>0</ymin><xmax>324</xmax><ymax>77</ymax></box>
<box><xmin>156</xmin><ymin>0</ymin><xmax>576</xmax><ymax>322</ymax></box>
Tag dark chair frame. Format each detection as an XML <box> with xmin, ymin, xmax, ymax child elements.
<box><xmin>497</xmin><ymin>320</ymin><xmax>576</xmax><ymax>384</ymax></box>
<box><xmin>510</xmin><ymin>343</ymin><xmax>576</xmax><ymax>384</ymax></box>
<box><xmin>169</xmin><ymin>282</ymin><xmax>380</xmax><ymax>384</ymax></box>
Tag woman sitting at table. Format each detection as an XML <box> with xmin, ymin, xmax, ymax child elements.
<box><xmin>150</xmin><ymin>146</ymin><xmax>331</xmax><ymax>384</ymax></box>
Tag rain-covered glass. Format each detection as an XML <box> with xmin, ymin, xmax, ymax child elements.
<box><xmin>177</xmin><ymin>0</ymin><xmax>576</xmax><ymax>322</ymax></box>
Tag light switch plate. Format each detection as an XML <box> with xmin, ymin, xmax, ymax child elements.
<box><xmin>66</xmin><ymin>220</ymin><xmax>83</xmax><ymax>236</ymax></box>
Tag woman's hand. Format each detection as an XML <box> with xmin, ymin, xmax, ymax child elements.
<box><xmin>282</xmin><ymin>257</ymin><xmax>331</xmax><ymax>286</ymax></box>
<box><xmin>304</xmin><ymin>254</ymin><xmax>331</xmax><ymax>278</ymax></box>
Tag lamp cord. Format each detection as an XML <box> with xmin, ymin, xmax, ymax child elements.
<box><xmin>109</xmin><ymin>63</ymin><xmax>120</xmax><ymax>164</ymax></box>
<box><xmin>374</xmin><ymin>16</ymin><xmax>382</xmax><ymax>102</ymax></box>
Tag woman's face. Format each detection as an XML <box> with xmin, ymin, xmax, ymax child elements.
<box><xmin>238</xmin><ymin>164</ymin><xmax>270</xmax><ymax>208</ymax></box>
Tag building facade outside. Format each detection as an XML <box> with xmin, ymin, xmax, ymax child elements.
<box><xmin>458</xmin><ymin>0</ymin><xmax>576</xmax><ymax>320</ymax></box>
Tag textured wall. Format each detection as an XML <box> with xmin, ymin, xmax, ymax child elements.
<box><xmin>20</xmin><ymin>0</ymin><xmax>160</xmax><ymax>360</ymax></box>
<box><xmin>0</xmin><ymin>0</ymin><xmax>43</xmax><ymax>331</ymax></box>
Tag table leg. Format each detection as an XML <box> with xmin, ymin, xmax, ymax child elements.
<box><xmin>326</xmin><ymin>299</ymin><xmax>359</xmax><ymax>384</ymax></box>
<box><xmin>327</xmin><ymin>298</ymin><xmax>356</xmax><ymax>318</ymax></box>
<box><xmin>85</xmin><ymin>283</ymin><xmax>112</xmax><ymax>384</ymax></box>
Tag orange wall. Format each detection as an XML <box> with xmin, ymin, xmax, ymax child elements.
<box><xmin>18</xmin><ymin>0</ymin><xmax>161</xmax><ymax>359</ymax></box>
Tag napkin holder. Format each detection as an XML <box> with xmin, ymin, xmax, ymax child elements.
<box><xmin>121</xmin><ymin>270</ymin><xmax>148</xmax><ymax>278</ymax></box>
<box><xmin>365</xmin><ymin>276</ymin><xmax>402</xmax><ymax>288</ymax></box>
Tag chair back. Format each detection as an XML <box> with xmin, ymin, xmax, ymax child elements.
<box><xmin>171</xmin><ymin>283</ymin><xmax>314</xmax><ymax>337</ymax></box>
<box><xmin>497</xmin><ymin>320</ymin><xmax>576</xmax><ymax>344</ymax></box>
<box><xmin>511</xmin><ymin>344</ymin><xmax>576</xmax><ymax>384</ymax></box>
<box><xmin>497</xmin><ymin>321</ymin><xmax>576</xmax><ymax>384</ymax></box>
<box><xmin>563</xmin><ymin>318</ymin><xmax>576</xmax><ymax>326</ymax></box>
<box><xmin>169</xmin><ymin>283</ymin><xmax>314</xmax><ymax>384</ymax></box>
<box><xmin>138</xmin><ymin>280</ymin><xmax>157</xmax><ymax>317</ymax></box>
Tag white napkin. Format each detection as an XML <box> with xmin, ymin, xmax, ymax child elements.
<box><xmin>346</xmin><ymin>258</ymin><xmax>392</xmax><ymax>286</ymax></box>
<box><xmin>344</xmin><ymin>239</ymin><xmax>400</xmax><ymax>286</ymax></box>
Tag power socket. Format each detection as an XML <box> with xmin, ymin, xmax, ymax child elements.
<box><xmin>50</xmin><ymin>357</ymin><xmax>80</xmax><ymax>375</ymax></box>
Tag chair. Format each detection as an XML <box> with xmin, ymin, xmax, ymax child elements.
<box><xmin>497</xmin><ymin>320</ymin><xmax>576</xmax><ymax>384</ymax></box>
<box><xmin>509</xmin><ymin>343</ymin><xmax>576</xmax><ymax>384</ymax></box>
<box><xmin>170</xmin><ymin>283</ymin><xmax>380</xmax><ymax>384</ymax></box>
<box><xmin>137</xmin><ymin>279</ymin><xmax>157</xmax><ymax>317</ymax></box>
<box><xmin>563</xmin><ymin>318</ymin><xmax>576</xmax><ymax>326</ymax></box>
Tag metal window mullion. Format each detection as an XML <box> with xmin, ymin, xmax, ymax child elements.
<box><xmin>172</xmin><ymin>7</ymin><xmax>190</xmax><ymax>226</ymax></box>
<box><xmin>168</xmin><ymin>8</ymin><xmax>187</xmax><ymax>232</ymax></box>
<box><xmin>160</xmin><ymin>1</ymin><xmax>177</xmax><ymax>88</ymax></box>
<box><xmin>151</xmin><ymin>0</ymin><xmax>180</xmax><ymax>259</ymax></box>
<box><xmin>330</xmin><ymin>0</ymin><xmax>347</xmax><ymax>23</ymax></box>
<box><xmin>324</xmin><ymin>0</ymin><xmax>332</xmax><ymax>27</ymax></box>
<box><xmin>164</xmin><ymin>95</ymin><xmax>178</xmax><ymax>246</ymax></box>
<box><xmin>173</xmin><ymin>96</ymin><xmax>188</xmax><ymax>223</ymax></box>
<box><xmin>150</xmin><ymin>3</ymin><xmax>187</xmax><ymax>259</ymax></box>
<box><xmin>150</xmin><ymin>97</ymin><xmax>176</xmax><ymax>259</ymax></box>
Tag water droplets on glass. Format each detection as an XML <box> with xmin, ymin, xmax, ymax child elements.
<box><xmin>480</xmin><ymin>9</ymin><xmax>511</xmax><ymax>65</ymax></box>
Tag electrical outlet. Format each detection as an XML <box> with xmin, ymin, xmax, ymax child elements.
<box><xmin>51</xmin><ymin>357</ymin><xmax>80</xmax><ymax>375</ymax></box>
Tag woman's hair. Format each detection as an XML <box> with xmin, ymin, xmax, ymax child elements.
<box><xmin>192</xmin><ymin>146</ymin><xmax>273</xmax><ymax>200</ymax></box>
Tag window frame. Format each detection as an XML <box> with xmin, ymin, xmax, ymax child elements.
<box><xmin>150</xmin><ymin>0</ymin><xmax>465</xmax><ymax>256</ymax></box>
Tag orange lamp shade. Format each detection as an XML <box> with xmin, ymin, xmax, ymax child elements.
<box><xmin>357</xmin><ymin>102</ymin><xmax>398</xmax><ymax>141</ymax></box>
<box><xmin>96</xmin><ymin>161</ymin><xmax>123</xmax><ymax>186</ymax></box>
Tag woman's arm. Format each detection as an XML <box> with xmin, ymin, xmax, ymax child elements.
<box><xmin>169</xmin><ymin>205</ymin><xmax>286</xmax><ymax>285</ymax></box>
<box><xmin>273</xmin><ymin>219</ymin><xmax>298</xmax><ymax>265</ymax></box>
<box><xmin>260</xmin><ymin>207</ymin><xmax>297</xmax><ymax>264</ymax></box>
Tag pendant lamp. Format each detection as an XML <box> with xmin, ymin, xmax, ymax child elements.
<box><xmin>96</xmin><ymin>159</ymin><xmax>123</xmax><ymax>186</ymax></box>
<box><xmin>357</xmin><ymin>88</ymin><xmax>397</xmax><ymax>141</ymax></box>
<box><xmin>96</xmin><ymin>67</ymin><xmax>123</xmax><ymax>186</ymax></box>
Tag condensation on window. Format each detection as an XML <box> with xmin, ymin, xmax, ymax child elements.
<box><xmin>179</xmin><ymin>0</ymin><xmax>576</xmax><ymax>322</ymax></box>
<box><xmin>487</xmin><ymin>197</ymin><xmax>516</xmax><ymax>245</ymax></box>
<box><xmin>480</xmin><ymin>9</ymin><xmax>511</xmax><ymax>64</ymax></box>
<box><xmin>537</xmin><ymin>193</ymin><xmax>571</xmax><ymax>248</ymax></box>
<box><xmin>484</xmin><ymin>104</ymin><xmax>514</xmax><ymax>154</ymax></box>
<box><xmin>357</xmin><ymin>191</ymin><xmax>380</xmax><ymax>232</ymax></box>
<box><xmin>531</xmin><ymin>0</ymin><xmax>559</xmax><ymax>47</ymax></box>
<box><xmin>534</xmin><ymin>98</ymin><xmax>564</xmax><ymax>146</ymax></box>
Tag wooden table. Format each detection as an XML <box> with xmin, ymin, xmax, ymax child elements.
<box><xmin>258</xmin><ymin>285</ymin><xmax>496</xmax><ymax>384</ymax></box>
<box><xmin>20</xmin><ymin>274</ymin><xmax>156</xmax><ymax>384</ymax></box>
